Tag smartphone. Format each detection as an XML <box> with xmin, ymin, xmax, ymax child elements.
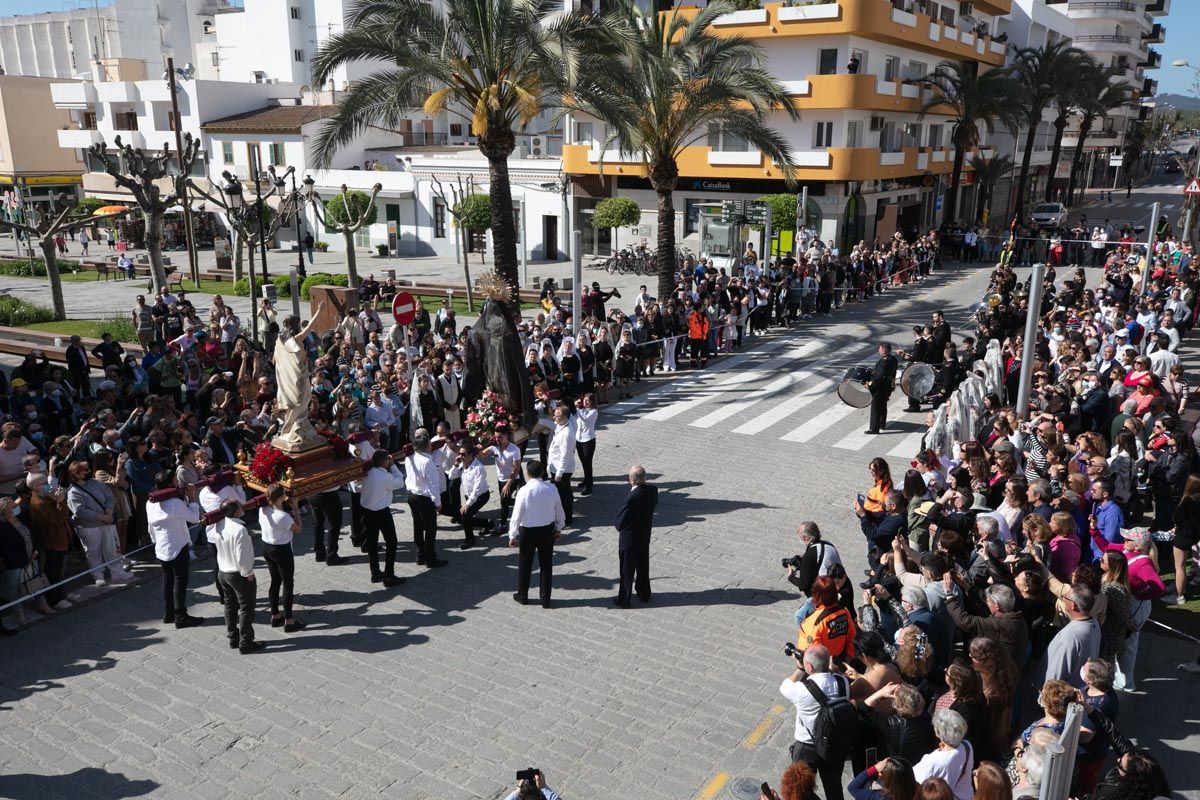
<box><xmin>516</xmin><ymin>769</ymin><xmax>539</xmax><ymax>782</ymax></box>
<box><xmin>865</xmin><ymin>747</ymin><xmax>878</xmax><ymax>766</ymax></box>
<box><xmin>856</xmin><ymin>493</ymin><xmax>866</xmax><ymax>506</ymax></box>
<box><xmin>761</xmin><ymin>783</ymin><xmax>772</xmax><ymax>798</ymax></box>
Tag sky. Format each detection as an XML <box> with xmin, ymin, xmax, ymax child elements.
<box><xmin>1</xmin><ymin>0</ymin><xmax>1197</xmax><ymax>95</ymax></box>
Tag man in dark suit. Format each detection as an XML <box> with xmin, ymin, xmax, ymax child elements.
<box><xmin>204</xmin><ymin>417</ymin><xmax>240</xmax><ymax>465</ymax></box>
<box><xmin>613</xmin><ymin>465</ymin><xmax>658</xmax><ymax>608</ymax></box>
<box><xmin>65</xmin><ymin>335</ymin><xmax>93</xmax><ymax>399</ymax></box>
<box><xmin>866</xmin><ymin>342</ymin><xmax>898</xmax><ymax>435</ymax></box>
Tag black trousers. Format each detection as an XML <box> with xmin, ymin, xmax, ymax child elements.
<box><xmin>407</xmin><ymin>495</ymin><xmax>438</xmax><ymax>562</ymax></box>
<box><xmin>445</xmin><ymin>476</ymin><xmax>462</xmax><ymax>522</ymax></box>
<box><xmin>552</xmin><ymin>472</ymin><xmax>574</xmax><ymax>523</ymax></box>
<box><xmin>349</xmin><ymin>492</ymin><xmax>364</xmax><ymax>546</ymax></box>
<box><xmin>218</xmin><ymin>571</ymin><xmax>256</xmax><ymax>647</ymax></box>
<box><xmin>790</xmin><ymin>741</ymin><xmax>845</xmax><ymax>800</ymax></box>
<box><xmin>498</xmin><ymin>476</ymin><xmax>523</xmax><ymax>526</ymax></box>
<box><xmin>43</xmin><ymin>549</ymin><xmax>68</xmax><ymax>606</ymax></box>
<box><xmin>362</xmin><ymin>507</ymin><xmax>398</xmax><ymax>576</ymax></box>
<box><xmin>516</xmin><ymin>523</ymin><xmax>556</xmax><ymax>604</ymax></box>
<box><xmin>311</xmin><ymin>491</ymin><xmax>343</xmax><ymax>558</ymax></box>
<box><xmin>461</xmin><ymin>491</ymin><xmax>490</xmax><ymax>538</ymax></box>
<box><xmin>159</xmin><ymin>548</ymin><xmax>190</xmax><ymax>618</ymax></box>
<box><xmin>869</xmin><ymin>391</ymin><xmax>890</xmax><ymax>433</ymax></box>
<box><xmin>262</xmin><ymin>543</ymin><xmax>295</xmax><ymax>618</ymax></box>
<box><xmin>618</xmin><ymin>538</ymin><xmax>651</xmax><ymax>604</ymax></box>
<box><xmin>689</xmin><ymin>337</ymin><xmax>706</xmax><ymax>364</ymax></box>
<box><xmin>576</xmin><ymin>439</ymin><xmax>596</xmax><ymax>490</ymax></box>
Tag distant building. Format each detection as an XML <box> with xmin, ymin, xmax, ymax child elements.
<box><xmin>0</xmin><ymin>75</ymin><xmax>85</xmax><ymax>222</ymax></box>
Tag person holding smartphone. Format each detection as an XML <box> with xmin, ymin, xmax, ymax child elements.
<box><xmin>502</xmin><ymin>769</ymin><xmax>561</xmax><ymax>800</ymax></box>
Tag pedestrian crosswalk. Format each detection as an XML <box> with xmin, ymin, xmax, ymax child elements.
<box><xmin>617</xmin><ymin>335</ymin><xmax>931</xmax><ymax>458</ymax></box>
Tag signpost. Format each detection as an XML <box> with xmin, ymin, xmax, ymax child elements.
<box><xmin>392</xmin><ymin>291</ymin><xmax>416</xmax><ymax>380</ymax></box>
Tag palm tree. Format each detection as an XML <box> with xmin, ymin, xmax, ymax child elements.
<box><xmin>1043</xmin><ymin>55</ymin><xmax>1100</xmax><ymax>203</ymax></box>
<box><xmin>967</xmin><ymin>152</ymin><xmax>1013</xmax><ymax>223</ymax></box>
<box><xmin>569</xmin><ymin>0</ymin><xmax>799</xmax><ymax>298</ymax></box>
<box><xmin>918</xmin><ymin>60</ymin><xmax>1018</xmax><ymax>227</ymax></box>
<box><xmin>310</xmin><ymin>0</ymin><xmax>606</xmax><ymax>294</ymax></box>
<box><xmin>1065</xmin><ymin>77</ymin><xmax>1131</xmax><ymax>206</ymax></box>
<box><xmin>1007</xmin><ymin>40</ymin><xmax>1087</xmax><ymax>221</ymax></box>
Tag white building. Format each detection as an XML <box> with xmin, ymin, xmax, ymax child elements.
<box><xmin>0</xmin><ymin>0</ymin><xmax>229</xmax><ymax>80</ymax></box>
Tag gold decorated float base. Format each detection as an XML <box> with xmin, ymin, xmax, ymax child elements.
<box><xmin>235</xmin><ymin>444</ymin><xmax>364</xmax><ymax>500</ymax></box>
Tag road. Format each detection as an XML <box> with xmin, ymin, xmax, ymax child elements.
<box><xmin>1</xmin><ymin>201</ymin><xmax>1199</xmax><ymax>798</ymax></box>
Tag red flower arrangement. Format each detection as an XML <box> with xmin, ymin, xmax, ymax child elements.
<box><xmin>465</xmin><ymin>389</ymin><xmax>516</xmax><ymax>446</ymax></box>
<box><xmin>320</xmin><ymin>430</ymin><xmax>351</xmax><ymax>459</ymax></box>
<box><xmin>249</xmin><ymin>442</ymin><xmax>294</xmax><ymax>484</ymax></box>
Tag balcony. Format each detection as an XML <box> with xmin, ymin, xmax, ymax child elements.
<box><xmin>786</xmin><ymin>73</ymin><xmax>948</xmax><ymax>115</ymax></box>
<box><xmin>1139</xmin><ymin>48</ymin><xmax>1160</xmax><ymax>69</ymax></box>
<box><xmin>50</xmin><ymin>81</ymin><xmax>97</xmax><ymax>109</ymax></box>
<box><xmin>563</xmin><ymin>142</ymin><xmax>964</xmax><ymax>182</ymax></box>
<box><xmin>1066</xmin><ymin>1</ymin><xmax>1143</xmax><ymax>23</ymax></box>
<box><xmin>1143</xmin><ymin>23</ymin><xmax>1164</xmax><ymax>43</ymax></box>
<box><xmin>57</xmin><ymin>128</ymin><xmax>104</xmax><ymax>149</ymax></box>
<box><xmin>670</xmin><ymin>1</ymin><xmax>1007</xmax><ymax>67</ymax></box>
<box><xmin>1143</xmin><ymin>77</ymin><xmax>1158</xmax><ymax>97</ymax></box>
<box><xmin>1146</xmin><ymin>0</ymin><xmax>1169</xmax><ymax>15</ymax></box>
<box><xmin>95</xmin><ymin>81</ymin><xmax>141</xmax><ymax>104</ymax></box>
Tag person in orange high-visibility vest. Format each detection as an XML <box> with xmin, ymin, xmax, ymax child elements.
<box><xmin>687</xmin><ymin>305</ymin><xmax>710</xmax><ymax>370</ymax></box>
<box><xmin>797</xmin><ymin>576</ymin><xmax>857</xmax><ymax>662</ymax></box>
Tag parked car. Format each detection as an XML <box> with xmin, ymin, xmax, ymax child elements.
<box><xmin>1030</xmin><ymin>202</ymin><xmax>1068</xmax><ymax>228</ymax></box>
<box><xmin>1165</xmin><ymin>160</ymin><xmax>1182</xmax><ymax>174</ymax></box>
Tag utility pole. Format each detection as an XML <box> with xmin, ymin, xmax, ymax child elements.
<box><xmin>1140</xmin><ymin>201</ymin><xmax>1161</xmax><ymax>302</ymax></box>
<box><xmin>1015</xmin><ymin>262</ymin><xmax>1047</xmax><ymax>420</ymax></box>
<box><xmin>166</xmin><ymin>57</ymin><xmax>198</xmax><ymax>287</ymax></box>
<box><xmin>249</xmin><ymin>146</ymin><xmax>270</xmax><ymax>288</ymax></box>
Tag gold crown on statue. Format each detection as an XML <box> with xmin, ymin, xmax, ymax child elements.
<box><xmin>475</xmin><ymin>270</ymin><xmax>513</xmax><ymax>302</ymax></box>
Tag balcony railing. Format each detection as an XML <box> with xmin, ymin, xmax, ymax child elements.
<box><xmin>1068</xmin><ymin>1</ymin><xmax>1138</xmax><ymax>12</ymax></box>
<box><xmin>1073</xmin><ymin>34</ymin><xmax>1132</xmax><ymax>44</ymax></box>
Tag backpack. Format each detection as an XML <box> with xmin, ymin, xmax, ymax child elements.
<box><xmin>802</xmin><ymin>674</ymin><xmax>856</xmax><ymax>761</ymax></box>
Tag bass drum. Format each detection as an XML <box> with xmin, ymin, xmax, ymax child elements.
<box><xmin>837</xmin><ymin>365</ymin><xmax>874</xmax><ymax>408</ymax></box>
<box><xmin>900</xmin><ymin>362</ymin><xmax>936</xmax><ymax>400</ymax></box>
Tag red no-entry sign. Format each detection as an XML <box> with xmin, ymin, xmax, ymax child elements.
<box><xmin>392</xmin><ymin>291</ymin><xmax>416</xmax><ymax>325</ymax></box>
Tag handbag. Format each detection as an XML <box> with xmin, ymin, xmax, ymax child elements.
<box><xmin>20</xmin><ymin>555</ymin><xmax>49</xmax><ymax>596</ymax></box>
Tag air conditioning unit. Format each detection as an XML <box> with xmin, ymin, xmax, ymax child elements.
<box><xmin>958</xmin><ymin>2</ymin><xmax>972</xmax><ymax>16</ymax></box>
<box><xmin>869</xmin><ymin>115</ymin><xmax>885</xmax><ymax>131</ymax></box>
<box><xmin>529</xmin><ymin>135</ymin><xmax>546</xmax><ymax>157</ymax></box>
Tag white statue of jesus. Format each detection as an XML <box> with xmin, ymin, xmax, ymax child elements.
<box><xmin>271</xmin><ymin>300</ymin><xmax>327</xmax><ymax>452</ymax></box>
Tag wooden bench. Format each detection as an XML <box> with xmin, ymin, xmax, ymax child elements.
<box><xmin>132</xmin><ymin>264</ymin><xmax>184</xmax><ymax>293</ymax></box>
<box><xmin>86</xmin><ymin>260</ymin><xmax>126</xmax><ymax>281</ymax></box>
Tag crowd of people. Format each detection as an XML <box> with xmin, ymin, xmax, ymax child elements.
<box><xmin>761</xmin><ymin>236</ymin><xmax>1198</xmax><ymax>800</ymax></box>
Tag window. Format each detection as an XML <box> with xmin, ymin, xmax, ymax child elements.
<box><xmin>574</xmin><ymin>120</ymin><xmax>594</xmax><ymax>145</ymax></box>
<box><xmin>294</xmin><ymin>49</ymin><xmax>305</xmax><ymax>63</ymax></box>
<box><xmin>707</xmin><ymin>125</ymin><xmax>750</xmax><ymax>151</ymax></box>
<box><xmin>82</xmin><ymin>111</ymin><xmax>97</xmax><ymax>130</ymax></box>
<box><xmin>851</xmin><ymin>49</ymin><xmax>868</xmax><ymax>73</ymax></box>
<box><xmin>846</xmin><ymin>120</ymin><xmax>863</xmax><ymax>148</ymax></box>
<box><xmin>210</xmin><ymin>50</ymin><xmax>219</xmax><ymax>67</ymax></box>
<box><xmin>433</xmin><ymin>199</ymin><xmax>446</xmax><ymax>238</ymax></box>
<box><xmin>880</xmin><ymin>121</ymin><xmax>899</xmax><ymax>153</ymax></box>
<box><xmin>449</xmin><ymin>123</ymin><xmax>462</xmax><ymax>137</ymax></box>
<box><xmin>818</xmin><ymin>48</ymin><xmax>838</xmax><ymax>75</ymax></box>
<box><xmin>114</xmin><ymin>111</ymin><xmax>138</xmax><ymax>131</ymax></box>
<box><xmin>289</xmin><ymin>6</ymin><xmax>300</xmax><ymax>18</ymax></box>
<box><xmin>813</xmin><ymin>121</ymin><xmax>834</xmax><ymax>149</ymax></box>
<box><xmin>928</xmin><ymin>124</ymin><xmax>942</xmax><ymax>149</ymax></box>
<box><xmin>883</xmin><ymin>56</ymin><xmax>900</xmax><ymax>82</ymax></box>
<box><xmin>221</xmin><ymin>142</ymin><xmax>234</xmax><ymax>164</ymax></box>
<box><xmin>904</xmin><ymin>61</ymin><xmax>927</xmax><ymax>81</ymax></box>
<box><xmin>269</xmin><ymin>143</ymin><xmax>286</xmax><ymax>166</ymax></box>
<box><xmin>901</xmin><ymin>123</ymin><xmax>922</xmax><ymax>148</ymax></box>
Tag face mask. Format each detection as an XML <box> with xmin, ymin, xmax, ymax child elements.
<box><xmin>113</xmin><ymin>438</ymin><xmax>123</xmax><ymax>450</ymax></box>
<box><xmin>26</xmin><ymin>412</ymin><xmax>37</xmax><ymax>420</ymax></box>
<box><xmin>30</xmin><ymin>431</ymin><xmax>43</xmax><ymax>442</ymax></box>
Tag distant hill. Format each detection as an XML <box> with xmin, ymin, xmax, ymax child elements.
<box><xmin>1156</xmin><ymin>93</ymin><xmax>1200</xmax><ymax>112</ymax></box>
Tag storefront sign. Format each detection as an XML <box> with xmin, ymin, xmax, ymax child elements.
<box><xmin>617</xmin><ymin>175</ymin><xmax>822</xmax><ymax>196</ymax></box>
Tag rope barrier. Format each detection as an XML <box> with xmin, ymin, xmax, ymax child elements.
<box><xmin>0</xmin><ymin>540</ymin><xmax>156</xmax><ymax>614</ymax></box>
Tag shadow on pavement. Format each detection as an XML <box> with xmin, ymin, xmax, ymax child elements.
<box><xmin>0</xmin><ymin>767</ymin><xmax>158</xmax><ymax>799</ymax></box>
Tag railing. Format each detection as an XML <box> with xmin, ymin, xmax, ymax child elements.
<box><xmin>1073</xmin><ymin>34</ymin><xmax>1132</xmax><ymax>43</ymax></box>
<box><xmin>1068</xmin><ymin>1</ymin><xmax>1139</xmax><ymax>11</ymax></box>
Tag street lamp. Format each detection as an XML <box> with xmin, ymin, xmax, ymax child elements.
<box><xmin>270</xmin><ymin>165</ymin><xmax>306</xmax><ymax>281</ymax></box>
<box><xmin>219</xmin><ymin>170</ymin><xmax>259</xmax><ymax>341</ymax></box>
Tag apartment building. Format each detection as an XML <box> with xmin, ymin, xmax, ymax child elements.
<box><xmin>0</xmin><ymin>75</ymin><xmax>86</xmax><ymax>220</ymax></box>
<box><xmin>1051</xmin><ymin>0</ymin><xmax>1169</xmax><ymax>191</ymax></box>
<box><xmin>563</xmin><ymin>0</ymin><xmax>1017</xmax><ymax>258</ymax></box>
<box><xmin>0</xmin><ymin>0</ymin><xmax>228</xmax><ymax>80</ymax></box>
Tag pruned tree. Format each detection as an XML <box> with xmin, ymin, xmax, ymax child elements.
<box><xmin>430</xmin><ymin>174</ymin><xmax>481</xmax><ymax>311</ymax></box>
<box><xmin>0</xmin><ymin>196</ymin><xmax>124</xmax><ymax>320</ymax></box>
<box><xmin>87</xmin><ymin>133</ymin><xmax>202</xmax><ymax>292</ymax></box>
<box><xmin>187</xmin><ymin>171</ymin><xmax>290</xmax><ymax>282</ymax></box>
<box><xmin>307</xmin><ymin>183</ymin><xmax>382</xmax><ymax>288</ymax></box>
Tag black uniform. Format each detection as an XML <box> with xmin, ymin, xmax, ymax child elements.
<box><xmin>867</xmin><ymin>351</ymin><xmax>899</xmax><ymax>434</ymax></box>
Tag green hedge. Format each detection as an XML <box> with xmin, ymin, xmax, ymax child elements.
<box><xmin>0</xmin><ymin>296</ymin><xmax>54</xmax><ymax>326</ymax></box>
<box><xmin>233</xmin><ymin>272</ymin><xmax>347</xmax><ymax>300</ymax></box>
<box><xmin>0</xmin><ymin>258</ymin><xmax>48</xmax><ymax>277</ymax></box>
<box><xmin>300</xmin><ymin>272</ymin><xmax>348</xmax><ymax>300</ymax></box>
<box><xmin>232</xmin><ymin>277</ymin><xmax>250</xmax><ymax>297</ymax></box>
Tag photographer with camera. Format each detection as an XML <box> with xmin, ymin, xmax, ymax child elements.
<box><xmin>779</xmin><ymin>643</ymin><xmax>855</xmax><ymax>800</ymax></box>
<box><xmin>504</xmin><ymin>768</ymin><xmax>561</xmax><ymax>800</ymax></box>
<box><xmin>784</xmin><ymin>522</ymin><xmax>842</xmax><ymax>606</ymax></box>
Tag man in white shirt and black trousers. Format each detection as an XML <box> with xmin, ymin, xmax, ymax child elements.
<box><xmin>779</xmin><ymin>643</ymin><xmax>852</xmax><ymax>800</ymax></box>
<box><xmin>211</xmin><ymin>499</ymin><xmax>263</xmax><ymax>653</ymax></box>
<box><xmin>362</xmin><ymin>449</ymin><xmax>408</xmax><ymax>586</ymax></box>
<box><xmin>405</xmin><ymin>427</ymin><xmax>447</xmax><ymax>568</ymax></box>
<box><xmin>485</xmin><ymin>426</ymin><xmax>522</xmax><ymax>531</ymax></box>
<box><xmin>545</xmin><ymin>405</ymin><xmax>576</xmax><ymax>525</ymax></box>
<box><xmin>456</xmin><ymin>444</ymin><xmax>494</xmax><ymax>549</ymax></box>
<box><xmin>509</xmin><ymin>460</ymin><xmax>565</xmax><ymax>608</ymax></box>
<box><xmin>146</xmin><ymin>471</ymin><xmax>204</xmax><ymax>629</ymax></box>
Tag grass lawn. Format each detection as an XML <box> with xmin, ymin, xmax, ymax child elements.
<box><xmin>1153</xmin><ymin>569</ymin><xmax>1200</xmax><ymax>642</ymax></box>
<box><xmin>26</xmin><ymin>320</ymin><xmax>130</xmax><ymax>341</ymax></box>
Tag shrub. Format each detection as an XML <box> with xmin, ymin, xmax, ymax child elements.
<box><xmin>0</xmin><ymin>257</ymin><xmax>48</xmax><ymax>277</ymax></box>
<box><xmin>272</xmin><ymin>275</ymin><xmax>292</xmax><ymax>298</ymax></box>
<box><xmin>454</xmin><ymin>193</ymin><xmax>491</xmax><ymax>231</ymax></box>
<box><xmin>592</xmin><ymin>197</ymin><xmax>641</xmax><ymax>229</ymax></box>
<box><xmin>96</xmin><ymin>313</ymin><xmax>139</xmax><ymax>344</ymax></box>
<box><xmin>232</xmin><ymin>278</ymin><xmax>251</xmax><ymax>297</ymax></box>
<box><xmin>300</xmin><ymin>272</ymin><xmax>348</xmax><ymax>300</ymax></box>
<box><xmin>0</xmin><ymin>296</ymin><xmax>54</xmax><ymax>326</ymax></box>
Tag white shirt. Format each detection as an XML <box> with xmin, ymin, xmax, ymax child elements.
<box><xmin>212</xmin><ymin>516</ymin><xmax>255</xmax><ymax>577</ymax></box>
<box><xmin>147</xmin><ymin>497</ymin><xmax>200</xmax><ymax>561</ymax></box>
<box><xmin>779</xmin><ymin>672</ymin><xmax>849</xmax><ymax>744</ymax></box>
<box><xmin>574</xmin><ymin>408</ymin><xmax>598</xmax><ymax>444</ymax></box>
<box><xmin>362</xmin><ymin>464</ymin><xmax>406</xmax><ymax>511</ymax></box>
<box><xmin>260</xmin><ymin>506</ymin><xmax>296</xmax><ymax>546</ymax></box>
<box><xmin>913</xmin><ymin>741</ymin><xmax>974</xmax><ymax>800</ymax></box>
<box><xmin>404</xmin><ymin>451</ymin><xmax>442</xmax><ymax>507</ymax></box>
<box><xmin>546</xmin><ymin>420</ymin><xmax>576</xmax><ymax>476</ymax></box>
<box><xmin>1148</xmin><ymin>348</ymin><xmax>1179</xmax><ymax>378</ymax></box>
<box><xmin>348</xmin><ymin>440</ymin><xmax>375</xmax><ymax>493</ymax></box>
<box><xmin>460</xmin><ymin>459</ymin><xmax>489</xmax><ymax>506</ymax></box>
<box><xmin>508</xmin><ymin>478</ymin><xmax>565</xmax><ymax>542</ymax></box>
<box><xmin>364</xmin><ymin>402</ymin><xmax>394</xmax><ymax>430</ymax></box>
<box><xmin>199</xmin><ymin>483</ymin><xmax>246</xmax><ymax>514</ymax></box>
<box><xmin>486</xmin><ymin>442</ymin><xmax>521</xmax><ymax>482</ymax></box>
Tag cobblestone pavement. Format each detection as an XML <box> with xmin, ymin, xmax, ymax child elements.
<box><xmin>1</xmin><ymin>256</ymin><xmax>1197</xmax><ymax>799</ymax></box>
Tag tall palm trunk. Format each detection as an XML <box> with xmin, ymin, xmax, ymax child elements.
<box><xmin>1065</xmin><ymin>118</ymin><xmax>1093</xmax><ymax>207</ymax></box>
<box><xmin>944</xmin><ymin>132</ymin><xmax>967</xmax><ymax>226</ymax></box>
<box><xmin>1045</xmin><ymin>115</ymin><xmax>1068</xmax><ymax>203</ymax></box>
<box><xmin>1013</xmin><ymin>124</ymin><xmax>1037</xmax><ymax>223</ymax></box>
<box><xmin>38</xmin><ymin>238</ymin><xmax>67</xmax><ymax>321</ymax></box>
<box><xmin>479</xmin><ymin>130</ymin><xmax>519</xmax><ymax>296</ymax></box>
<box><xmin>649</xmin><ymin>159</ymin><xmax>679</xmax><ymax>300</ymax></box>
<box><xmin>341</xmin><ymin>229</ymin><xmax>359</xmax><ymax>287</ymax></box>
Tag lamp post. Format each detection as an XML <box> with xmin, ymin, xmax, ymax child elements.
<box><xmin>270</xmin><ymin>165</ymin><xmax>305</xmax><ymax>281</ymax></box>
<box><xmin>221</xmin><ymin>170</ymin><xmax>258</xmax><ymax>342</ymax></box>
<box><xmin>247</xmin><ymin>147</ymin><xmax>270</xmax><ymax>289</ymax></box>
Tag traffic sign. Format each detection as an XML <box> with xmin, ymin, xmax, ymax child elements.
<box><xmin>392</xmin><ymin>291</ymin><xmax>416</xmax><ymax>325</ymax></box>
<box><xmin>1185</xmin><ymin>178</ymin><xmax>1200</xmax><ymax>196</ymax></box>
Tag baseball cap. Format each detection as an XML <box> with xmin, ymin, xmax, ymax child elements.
<box><xmin>205</xmin><ymin>416</ymin><xmax>223</xmax><ymax>427</ymax></box>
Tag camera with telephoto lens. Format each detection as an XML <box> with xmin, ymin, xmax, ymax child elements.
<box><xmin>784</xmin><ymin>641</ymin><xmax>802</xmax><ymax>659</ymax></box>
<box><xmin>781</xmin><ymin>555</ymin><xmax>803</xmax><ymax>570</ymax></box>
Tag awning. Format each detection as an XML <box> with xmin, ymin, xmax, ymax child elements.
<box><xmin>94</xmin><ymin>205</ymin><xmax>130</xmax><ymax>215</ymax></box>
